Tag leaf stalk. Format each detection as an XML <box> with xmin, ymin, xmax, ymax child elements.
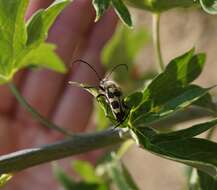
<box><xmin>8</xmin><ymin>82</ymin><xmax>72</xmax><ymax>136</ymax></box>
<box><xmin>152</xmin><ymin>13</ymin><xmax>164</xmax><ymax>72</ymax></box>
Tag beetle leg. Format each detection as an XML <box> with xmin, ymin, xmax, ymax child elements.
<box><xmin>122</xmin><ymin>99</ymin><xmax>129</xmax><ymax>110</ymax></box>
<box><xmin>96</xmin><ymin>94</ymin><xmax>113</xmax><ymax>119</ymax></box>
<box><xmin>96</xmin><ymin>93</ymin><xmax>106</xmax><ymax>100</ymax></box>
<box><xmin>112</xmin><ymin>122</ymin><xmax>121</xmax><ymax>129</ymax></box>
<box><xmin>83</xmin><ymin>85</ymin><xmax>98</xmax><ymax>89</ymax></box>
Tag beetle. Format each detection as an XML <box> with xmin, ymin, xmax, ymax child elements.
<box><xmin>69</xmin><ymin>59</ymin><xmax>129</xmax><ymax>127</ymax></box>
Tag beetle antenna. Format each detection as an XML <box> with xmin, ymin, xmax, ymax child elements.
<box><xmin>71</xmin><ymin>59</ymin><xmax>102</xmax><ymax>81</ymax></box>
<box><xmin>105</xmin><ymin>64</ymin><xmax>128</xmax><ymax>79</ymax></box>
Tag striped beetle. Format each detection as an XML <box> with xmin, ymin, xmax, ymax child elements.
<box><xmin>70</xmin><ymin>59</ymin><xmax>129</xmax><ymax>127</ymax></box>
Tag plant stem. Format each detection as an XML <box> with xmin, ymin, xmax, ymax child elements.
<box><xmin>8</xmin><ymin>83</ymin><xmax>72</xmax><ymax>136</ymax></box>
<box><xmin>0</xmin><ymin>101</ymin><xmax>216</xmax><ymax>174</ymax></box>
<box><xmin>0</xmin><ymin>128</ymin><xmax>127</xmax><ymax>174</ymax></box>
<box><xmin>152</xmin><ymin>13</ymin><xmax>164</xmax><ymax>72</ymax></box>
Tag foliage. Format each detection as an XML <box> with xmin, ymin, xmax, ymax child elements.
<box><xmin>53</xmin><ymin>163</ymin><xmax>106</xmax><ymax>190</ymax></box>
<box><xmin>0</xmin><ymin>0</ymin><xmax>217</xmax><ymax>189</ymax></box>
<box><xmin>199</xmin><ymin>0</ymin><xmax>217</xmax><ymax>14</ymax></box>
<box><xmin>92</xmin><ymin>0</ymin><xmax>217</xmax><ymax>28</ymax></box>
<box><xmin>102</xmin><ymin>25</ymin><xmax>150</xmax><ymax>85</ymax></box>
<box><xmin>54</xmin><ymin>151</ymin><xmax>138</xmax><ymax>190</ymax></box>
<box><xmin>0</xmin><ymin>174</ymin><xmax>13</xmax><ymax>188</ymax></box>
<box><xmin>100</xmin><ymin>152</ymin><xmax>139</xmax><ymax>190</ymax></box>
<box><xmin>0</xmin><ymin>0</ymin><xmax>70</xmax><ymax>84</ymax></box>
<box><xmin>123</xmin><ymin>0</ymin><xmax>198</xmax><ymax>12</ymax></box>
<box><xmin>92</xmin><ymin>0</ymin><xmax>132</xmax><ymax>27</ymax></box>
<box><xmin>198</xmin><ymin>171</ymin><xmax>217</xmax><ymax>190</ymax></box>
<box><xmin>70</xmin><ymin>47</ymin><xmax>217</xmax><ymax>185</ymax></box>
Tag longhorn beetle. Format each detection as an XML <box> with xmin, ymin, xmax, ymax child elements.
<box><xmin>69</xmin><ymin>59</ymin><xmax>129</xmax><ymax>128</ymax></box>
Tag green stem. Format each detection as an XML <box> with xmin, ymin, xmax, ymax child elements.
<box><xmin>152</xmin><ymin>13</ymin><xmax>164</xmax><ymax>72</ymax></box>
<box><xmin>8</xmin><ymin>83</ymin><xmax>72</xmax><ymax>136</ymax></box>
<box><xmin>0</xmin><ymin>128</ymin><xmax>127</xmax><ymax>174</ymax></box>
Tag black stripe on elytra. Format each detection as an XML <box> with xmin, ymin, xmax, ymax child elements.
<box><xmin>113</xmin><ymin>89</ymin><xmax>122</xmax><ymax>97</ymax></box>
<box><xmin>107</xmin><ymin>91</ymin><xmax>114</xmax><ymax>98</ymax></box>
<box><xmin>111</xmin><ymin>101</ymin><xmax>119</xmax><ymax>109</ymax></box>
<box><xmin>115</xmin><ymin>112</ymin><xmax>125</xmax><ymax>122</ymax></box>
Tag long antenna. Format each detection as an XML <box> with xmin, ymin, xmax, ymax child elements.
<box><xmin>105</xmin><ymin>64</ymin><xmax>128</xmax><ymax>79</ymax></box>
<box><xmin>71</xmin><ymin>59</ymin><xmax>102</xmax><ymax>81</ymax></box>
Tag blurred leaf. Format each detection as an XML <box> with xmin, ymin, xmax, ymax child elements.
<box><xmin>111</xmin><ymin>0</ymin><xmax>132</xmax><ymax>27</ymax></box>
<box><xmin>18</xmin><ymin>43</ymin><xmax>66</xmax><ymax>73</ymax></box>
<box><xmin>95</xmin><ymin>102</ymin><xmax>110</xmax><ymax>130</ymax></box>
<box><xmin>105</xmin><ymin>153</ymin><xmax>139</xmax><ymax>190</ymax></box>
<box><xmin>198</xmin><ymin>170</ymin><xmax>217</xmax><ymax>190</ymax></box>
<box><xmin>102</xmin><ymin>25</ymin><xmax>149</xmax><ymax>93</ymax></box>
<box><xmin>26</xmin><ymin>0</ymin><xmax>71</xmax><ymax>46</ymax></box>
<box><xmin>92</xmin><ymin>0</ymin><xmax>111</xmax><ymax>21</ymax></box>
<box><xmin>102</xmin><ymin>25</ymin><xmax>148</xmax><ymax>78</ymax></box>
<box><xmin>0</xmin><ymin>0</ymin><xmax>28</xmax><ymax>83</ymax></box>
<box><xmin>53</xmin><ymin>163</ymin><xmax>105</xmax><ymax>190</ymax></box>
<box><xmin>116</xmin><ymin>140</ymin><xmax>134</xmax><ymax>158</ymax></box>
<box><xmin>0</xmin><ymin>0</ymin><xmax>69</xmax><ymax>84</ymax></box>
<box><xmin>123</xmin><ymin>0</ymin><xmax>198</xmax><ymax>12</ymax></box>
<box><xmin>132</xmin><ymin>124</ymin><xmax>217</xmax><ymax>179</ymax></box>
<box><xmin>72</xmin><ymin>160</ymin><xmax>100</xmax><ymax>183</ymax></box>
<box><xmin>53</xmin><ymin>164</ymin><xmax>77</xmax><ymax>190</ymax></box>
<box><xmin>0</xmin><ymin>174</ymin><xmax>13</xmax><ymax>187</ymax></box>
<box><xmin>188</xmin><ymin>168</ymin><xmax>200</xmax><ymax>190</ymax></box>
<box><xmin>199</xmin><ymin>0</ymin><xmax>217</xmax><ymax>14</ymax></box>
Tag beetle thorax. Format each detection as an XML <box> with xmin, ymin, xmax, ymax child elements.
<box><xmin>100</xmin><ymin>79</ymin><xmax>119</xmax><ymax>90</ymax></box>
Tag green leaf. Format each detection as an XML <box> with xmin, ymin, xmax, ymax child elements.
<box><xmin>199</xmin><ymin>0</ymin><xmax>217</xmax><ymax>14</ymax></box>
<box><xmin>194</xmin><ymin>93</ymin><xmax>217</xmax><ymax>113</ymax></box>
<box><xmin>151</xmin><ymin>118</ymin><xmax>217</xmax><ymax>142</ymax></box>
<box><xmin>95</xmin><ymin>102</ymin><xmax>110</xmax><ymax>130</ymax></box>
<box><xmin>26</xmin><ymin>0</ymin><xmax>71</xmax><ymax>46</ymax></box>
<box><xmin>0</xmin><ymin>173</ymin><xmax>13</xmax><ymax>187</ymax></box>
<box><xmin>123</xmin><ymin>0</ymin><xmax>198</xmax><ymax>12</ymax></box>
<box><xmin>0</xmin><ymin>0</ymin><xmax>70</xmax><ymax>84</ymax></box>
<box><xmin>124</xmin><ymin>91</ymin><xmax>143</xmax><ymax>109</ymax></box>
<box><xmin>103</xmin><ymin>26</ymin><xmax>148</xmax><ymax>68</ymax></box>
<box><xmin>72</xmin><ymin>160</ymin><xmax>100</xmax><ymax>183</ymax></box>
<box><xmin>53</xmin><ymin>163</ymin><xmax>103</xmax><ymax>190</ymax></box>
<box><xmin>0</xmin><ymin>0</ymin><xmax>28</xmax><ymax>81</ymax></box>
<box><xmin>143</xmin><ymin>49</ymin><xmax>205</xmax><ymax>106</ymax></box>
<box><xmin>131</xmin><ymin>85</ymin><xmax>212</xmax><ymax>126</ymax></box>
<box><xmin>18</xmin><ymin>43</ymin><xmax>66</xmax><ymax>73</ymax></box>
<box><xmin>105</xmin><ymin>153</ymin><xmax>139</xmax><ymax>190</ymax></box>
<box><xmin>198</xmin><ymin>170</ymin><xmax>217</xmax><ymax>190</ymax></box>
<box><xmin>53</xmin><ymin>164</ymin><xmax>77</xmax><ymax>190</ymax></box>
<box><xmin>102</xmin><ymin>25</ymin><xmax>149</xmax><ymax>91</ymax></box>
<box><xmin>132</xmin><ymin>125</ymin><xmax>217</xmax><ymax>179</ymax></box>
<box><xmin>92</xmin><ymin>0</ymin><xmax>111</xmax><ymax>21</ymax></box>
<box><xmin>130</xmin><ymin>49</ymin><xmax>207</xmax><ymax>126</ymax></box>
<box><xmin>111</xmin><ymin>0</ymin><xmax>132</xmax><ymax>27</ymax></box>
